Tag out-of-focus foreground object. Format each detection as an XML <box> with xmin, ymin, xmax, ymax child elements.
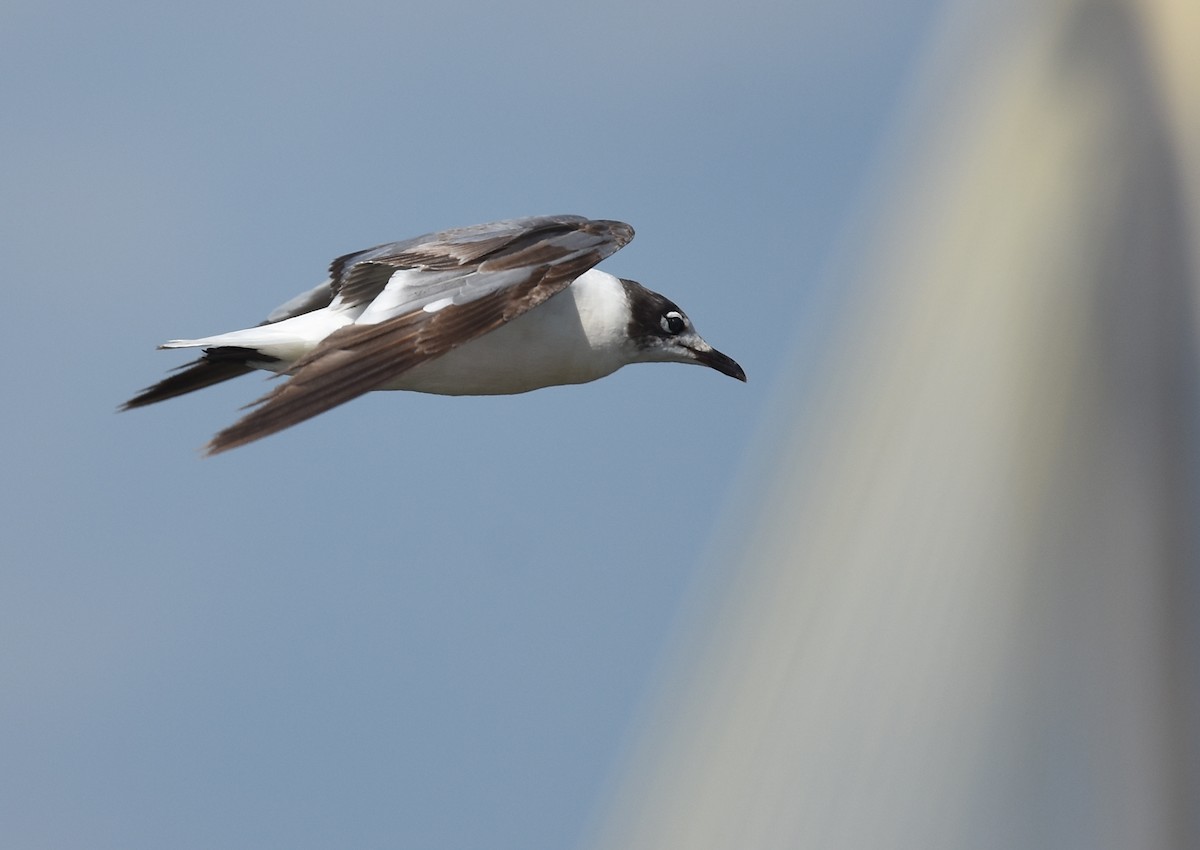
<box><xmin>586</xmin><ymin>0</ymin><xmax>1200</xmax><ymax>848</ymax></box>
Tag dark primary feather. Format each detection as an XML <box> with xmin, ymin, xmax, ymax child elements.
<box><xmin>205</xmin><ymin>217</ymin><xmax>633</xmax><ymax>454</ymax></box>
<box><xmin>121</xmin><ymin>356</ymin><xmax>255</xmax><ymax>410</ymax></box>
<box><xmin>121</xmin><ymin>345</ymin><xmax>285</xmax><ymax>410</ymax></box>
<box><xmin>121</xmin><ymin>283</ymin><xmax>336</xmax><ymax>411</ymax></box>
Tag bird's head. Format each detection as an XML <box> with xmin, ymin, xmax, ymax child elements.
<box><xmin>620</xmin><ymin>279</ymin><xmax>746</xmax><ymax>382</ymax></box>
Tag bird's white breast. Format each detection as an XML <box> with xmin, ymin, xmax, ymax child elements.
<box><xmin>381</xmin><ymin>269</ymin><xmax>632</xmax><ymax>395</ymax></box>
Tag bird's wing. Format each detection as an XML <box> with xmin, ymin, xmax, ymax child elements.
<box><xmin>205</xmin><ymin>215</ymin><xmax>634</xmax><ymax>454</ymax></box>
<box><xmin>264</xmin><ymin>279</ymin><xmax>335</xmax><ymax>323</ymax></box>
<box><xmin>325</xmin><ymin>214</ymin><xmax>623</xmax><ymax>321</ymax></box>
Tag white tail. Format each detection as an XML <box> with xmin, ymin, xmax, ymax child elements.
<box><xmin>159</xmin><ymin>309</ymin><xmax>353</xmax><ymax>366</ymax></box>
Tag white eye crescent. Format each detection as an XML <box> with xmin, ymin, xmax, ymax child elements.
<box><xmin>660</xmin><ymin>311</ymin><xmax>686</xmax><ymax>334</ymax></box>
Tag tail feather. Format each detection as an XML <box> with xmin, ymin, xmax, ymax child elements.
<box><xmin>124</xmin><ymin>283</ymin><xmax>336</xmax><ymax>413</ymax></box>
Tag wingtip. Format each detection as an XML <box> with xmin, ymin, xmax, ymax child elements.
<box><xmin>202</xmin><ymin>421</ymin><xmax>256</xmax><ymax>457</ymax></box>
<box><xmin>592</xmin><ymin>218</ymin><xmax>635</xmax><ymax>249</ymax></box>
<box><xmin>118</xmin><ymin>388</ymin><xmax>161</xmax><ymax>412</ymax></box>
<box><xmin>202</xmin><ymin>426</ymin><xmax>253</xmax><ymax>457</ymax></box>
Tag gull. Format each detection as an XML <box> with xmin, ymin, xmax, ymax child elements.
<box><xmin>123</xmin><ymin>215</ymin><xmax>746</xmax><ymax>454</ymax></box>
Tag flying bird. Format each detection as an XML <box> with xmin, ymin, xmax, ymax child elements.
<box><xmin>123</xmin><ymin>215</ymin><xmax>746</xmax><ymax>454</ymax></box>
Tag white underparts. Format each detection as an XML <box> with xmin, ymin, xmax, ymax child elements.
<box><xmin>160</xmin><ymin>269</ymin><xmax>637</xmax><ymax>393</ymax></box>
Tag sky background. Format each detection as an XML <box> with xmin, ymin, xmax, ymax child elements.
<box><xmin>2</xmin><ymin>1</ymin><xmax>943</xmax><ymax>847</ymax></box>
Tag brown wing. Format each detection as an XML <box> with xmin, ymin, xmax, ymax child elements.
<box><xmin>328</xmin><ymin>214</ymin><xmax>629</xmax><ymax>311</ymax></box>
<box><xmin>205</xmin><ymin>217</ymin><xmax>633</xmax><ymax>454</ymax></box>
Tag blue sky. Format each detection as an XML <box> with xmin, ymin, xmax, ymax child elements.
<box><xmin>2</xmin><ymin>1</ymin><xmax>942</xmax><ymax>847</ymax></box>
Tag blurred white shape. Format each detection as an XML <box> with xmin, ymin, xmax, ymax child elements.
<box><xmin>586</xmin><ymin>0</ymin><xmax>1200</xmax><ymax>848</ymax></box>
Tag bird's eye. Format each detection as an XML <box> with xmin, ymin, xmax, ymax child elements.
<box><xmin>660</xmin><ymin>311</ymin><xmax>686</xmax><ymax>335</ymax></box>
